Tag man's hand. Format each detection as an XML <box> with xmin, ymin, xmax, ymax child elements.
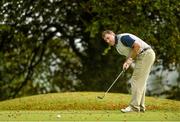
<box><xmin>123</xmin><ymin>58</ymin><xmax>133</xmax><ymax>70</ymax></box>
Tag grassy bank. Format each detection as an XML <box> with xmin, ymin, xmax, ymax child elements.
<box><xmin>0</xmin><ymin>92</ymin><xmax>179</xmax><ymax>121</ymax></box>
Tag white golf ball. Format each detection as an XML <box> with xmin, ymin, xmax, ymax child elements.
<box><xmin>57</xmin><ymin>114</ymin><xmax>61</xmax><ymax>118</ymax></box>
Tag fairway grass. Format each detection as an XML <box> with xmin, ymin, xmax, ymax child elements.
<box><xmin>0</xmin><ymin>92</ymin><xmax>179</xmax><ymax>121</ymax></box>
<box><xmin>0</xmin><ymin>110</ymin><xmax>179</xmax><ymax>121</ymax></box>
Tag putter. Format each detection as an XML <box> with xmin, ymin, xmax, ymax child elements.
<box><xmin>97</xmin><ymin>70</ymin><xmax>125</xmax><ymax>99</ymax></box>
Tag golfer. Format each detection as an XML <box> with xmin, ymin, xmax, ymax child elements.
<box><xmin>102</xmin><ymin>30</ymin><xmax>155</xmax><ymax>113</ymax></box>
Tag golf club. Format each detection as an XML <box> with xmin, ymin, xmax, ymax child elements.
<box><xmin>97</xmin><ymin>70</ymin><xmax>125</xmax><ymax>99</ymax></box>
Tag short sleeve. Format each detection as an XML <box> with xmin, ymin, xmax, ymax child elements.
<box><xmin>121</xmin><ymin>35</ymin><xmax>135</xmax><ymax>47</ymax></box>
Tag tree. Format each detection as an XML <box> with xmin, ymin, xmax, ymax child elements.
<box><xmin>77</xmin><ymin>0</ymin><xmax>180</xmax><ymax>94</ymax></box>
<box><xmin>0</xmin><ymin>0</ymin><xmax>83</xmax><ymax>99</ymax></box>
<box><xmin>0</xmin><ymin>0</ymin><xmax>179</xmax><ymax>100</ymax></box>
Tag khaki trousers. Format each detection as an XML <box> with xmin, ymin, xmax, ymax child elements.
<box><xmin>130</xmin><ymin>49</ymin><xmax>155</xmax><ymax>111</ymax></box>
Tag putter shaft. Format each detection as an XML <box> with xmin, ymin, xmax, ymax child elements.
<box><xmin>97</xmin><ymin>70</ymin><xmax>125</xmax><ymax>99</ymax></box>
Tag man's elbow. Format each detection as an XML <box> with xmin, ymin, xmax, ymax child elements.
<box><xmin>132</xmin><ymin>43</ymin><xmax>141</xmax><ymax>54</ymax></box>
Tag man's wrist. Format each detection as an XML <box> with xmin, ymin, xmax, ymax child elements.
<box><xmin>126</xmin><ymin>57</ymin><xmax>133</xmax><ymax>64</ymax></box>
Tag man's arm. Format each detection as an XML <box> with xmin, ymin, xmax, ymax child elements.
<box><xmin>128</xmin><ymin>42</ymin><xmax>141</xmax><ymax>59</ymax></box>
<box><xmin>123</xmin><ymin>42</ymin><xmax>141</xmax><ymax>70</ymax></box>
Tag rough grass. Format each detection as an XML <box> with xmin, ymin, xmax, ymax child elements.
<box><xmin>0</xmin><ymin>92</ymin><xmax>179</xmax><ymax>121</ymax></box>
<box><xmin>0</xmin><ymin>92</ymin><xmax>179</xmax><ymax>111</ymax></box>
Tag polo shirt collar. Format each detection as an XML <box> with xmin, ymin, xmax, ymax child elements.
<box><xmin>114</xmin><ymin>35</ymin><xmax>118</xmax><ymax>46</ymax></box>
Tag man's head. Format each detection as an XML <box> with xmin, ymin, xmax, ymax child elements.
<box><xmin>102</xmin><ymin>30</ymin><xmax>116</xmax><ymax>46</ymax></box>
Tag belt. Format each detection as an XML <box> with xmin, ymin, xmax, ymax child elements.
<box><xmin>140</xmin><ymin>47</ymin><xmax>151</xmax><ymax>54</ymax></box>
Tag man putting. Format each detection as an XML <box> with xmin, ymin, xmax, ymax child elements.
<box><xmin>102</xmin><ymin>30</ymin><xmax>155</xmax><ymax>113</ymax></box>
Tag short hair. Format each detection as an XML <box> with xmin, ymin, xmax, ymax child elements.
<box><xmin>102</xmin><ymin>30</ymin><xmax>115</xmax><ymax>39</ymax></box>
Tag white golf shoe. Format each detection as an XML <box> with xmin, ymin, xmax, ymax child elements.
<box><xmin>121</xmin><ymin>106</ymin><xmax>139</xmax><ymax>113</ymax></box>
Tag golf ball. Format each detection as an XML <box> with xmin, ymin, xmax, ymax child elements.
<box><xmin>57</xmin><ymin>114</ymin><xmax>61</xmax><ymax>118</ymax></box>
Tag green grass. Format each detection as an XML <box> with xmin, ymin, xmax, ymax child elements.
<box><xmin>0</xmin><ymin>92</ymin><xmax>180</xmax><ymax>121</ymax></box>
<box><xmin>0</xmin><ymin>110</ymin><xmax>179</xmax><ymax>121</ymax></box>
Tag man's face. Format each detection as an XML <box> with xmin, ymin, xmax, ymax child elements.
<box><xmin>104</xmin><ymin>33</ymin><xmax>115</xmax><ymax>46</ymax></box>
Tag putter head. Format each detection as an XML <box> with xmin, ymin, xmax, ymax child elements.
<box><xmin>97</xmin><ymin>96</ymin><xmax>104</xmax><ymax>99</ymax></box>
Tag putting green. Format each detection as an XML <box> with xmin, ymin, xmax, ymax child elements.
<box><xmin>0</xmin><ymin>110</ymin><xmax>179</xmax><ymax>121</ymax></box>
